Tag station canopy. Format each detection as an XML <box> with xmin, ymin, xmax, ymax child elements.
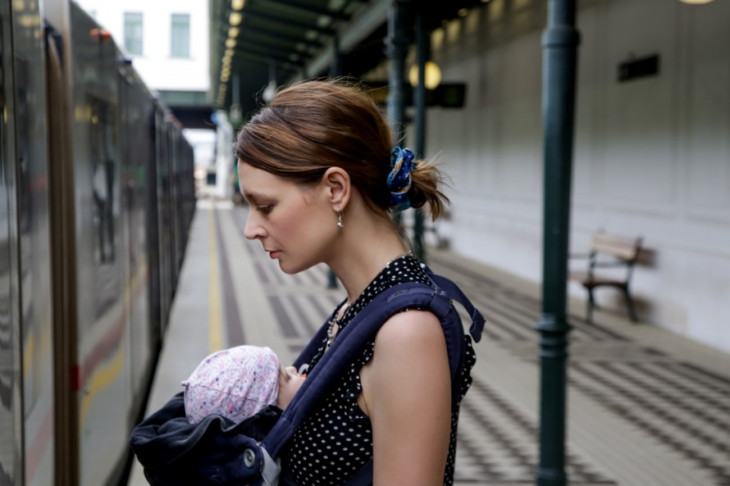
<box><xmin>210</xmin><ymin>0</ymin><xmax>486</xmax><ymax>121</ymax></box>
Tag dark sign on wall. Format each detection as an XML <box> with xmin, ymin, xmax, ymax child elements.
<box><xmin>618</xmin><ymin>54</ymin><xmax>660</xmax><ymax>83</ymax></box>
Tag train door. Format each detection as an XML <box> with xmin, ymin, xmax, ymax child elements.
<box><xmin>1</xmin><ymin>1</ymin><xmax>56</xmax><ymax>485</ymax></box>
<box><xmin>0</xmin><ymin>2</ymin><xmax>23</xmax><ymax>485</ymax></box>
<box><xmin>169</xmin><ymin>130</ymin><xmax>182</xmax><ymax>277</ymax></box>
<box><xmin>67</xmin><ymin>5</ymin><xmax>132</xmax><ymax>484</ymax></box>
<box><xmin>155</xmin><ymin>111</ymin><xmax>173</xmax><ymax>333</ymax></box>
<box><xmin>118</xmin><ymin>67</ymin><xmax>155</xmax><ymax>425</ymax></box>
<box><xmin>146</xmin><ymin>108</ymin><xmax>162</xmax><ymax>341</ymax></box>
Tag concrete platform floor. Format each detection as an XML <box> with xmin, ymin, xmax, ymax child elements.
<box><xmin>128</xmin><ymin>201</ymin><xmax>730</xmax><ymax>486</ymax></box>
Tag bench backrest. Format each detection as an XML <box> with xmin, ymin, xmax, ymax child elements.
<box><xmin>591</xmin><ymin>233</ymin><xmax>642</xmax><ymax>262</ymax></box>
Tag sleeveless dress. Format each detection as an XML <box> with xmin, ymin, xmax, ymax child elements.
<box><xmin>284</xmin><ymin>255</ymin><xmax>476</xmax><ymax>486</ymax></box>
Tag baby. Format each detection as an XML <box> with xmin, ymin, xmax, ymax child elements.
<box><xmin>182</xmin><ymin>345</ymin><xmax>305</xmax><ymax>424</ymax></box>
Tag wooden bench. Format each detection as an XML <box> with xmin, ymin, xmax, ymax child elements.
<box><xmin>569</xmin><ymin>232</ymin><xmax>643</xmax><ymax>324</ymax></box>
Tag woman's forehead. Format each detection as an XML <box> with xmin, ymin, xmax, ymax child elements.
<box><xmin>238</xmin><ymin>163</ymin><xmax>284</xmax><ymax>196</ymax></box>
<box><xmin>239</xmin><ymin>162</ymin><xmax>319</xmax><ymax>201</ymax></box>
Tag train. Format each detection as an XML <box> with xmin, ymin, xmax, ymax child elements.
<box><xmin>1</xmin><ymin>1</ymin><xmax>196</xmax><ymax>485</ymax></box>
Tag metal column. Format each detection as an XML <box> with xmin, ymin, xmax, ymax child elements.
<box><xmin>412</xmin><ymin>10</ymin><xmax>427</xmax><ymax>262</ymax></box>
<box><xmin>535</xmin><ymin>1</ymin><xmax>580</xmax><ymax>485</ymax></box>
<box><xmin>327</xmin><ymin>36</ymin><xmax>344</xmax><ymax>289</ymax></box>
<box><xmin>386</xmin><ymin>0</ymin><xmax>410</xmax><ymax>142</ymax></box>
<box><xmin>386</xmin><ymin>0</ymin><xmax>411</xmax><ymax>227</ymax></box>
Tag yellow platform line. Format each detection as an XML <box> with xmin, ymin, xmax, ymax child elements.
<box><xmin>208</xmin><ymin>209</ymin><xmax>223</xmax><ymax>353</ymax></box>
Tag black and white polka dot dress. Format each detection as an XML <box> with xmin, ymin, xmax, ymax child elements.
<box><xmin>284</xmin><ymin>254</ymin><xmax>477</xmax><ymax>486</ymax></box>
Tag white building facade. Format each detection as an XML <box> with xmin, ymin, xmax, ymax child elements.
<box><xmin>75</xmin><ymin>0</ymin><xmax>210</xmax><ymax>96</ymax></box>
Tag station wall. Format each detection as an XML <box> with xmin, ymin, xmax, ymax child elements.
<box><xmin>426</xmin><ymin>0</ymin><xmax>730</xmax><ymax>353</ymax></box>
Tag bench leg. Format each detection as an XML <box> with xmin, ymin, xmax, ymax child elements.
<box><xmin>623</xmin><ymin>287</ymin><xmax>639</xmax><ymax>323</ymax></box>
<box><xmin>586</xmin><ymin>288</ymin><xmax>595</xmax><ymax>324</ymax></box>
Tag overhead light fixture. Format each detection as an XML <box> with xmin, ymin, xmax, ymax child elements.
<box><xmin>232</xmin><ymin>0</ymin><xmax>245</xmax><ymax>10</ymax></box>
<box><xmin>228</xmin><ymin>27</ymin><xmax>239</xmax><ymax>38</ymax></box>
<box><xmin>678</xmin><ymin>0</ymin><xmax>714</xmax><ymax>3</ymax></box>
<box><xmin>229</xmin><ymin>12</ymin><xmax>242</xmax><ymax>26</ymax></box>
<box><xmin>226</xmin><ymin>38</ymin><xmax>236</xmax><ymax>49</ymax></box>
<box><xmin>409</xmin><ymin>61</ymin><xmax>442</xmax><ymax>90</ymax></box>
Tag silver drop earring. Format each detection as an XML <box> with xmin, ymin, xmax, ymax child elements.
<box><xmin>337</xmin><ymin>212</ymin><xmax>344</xmax><ymax>229</ymax></box>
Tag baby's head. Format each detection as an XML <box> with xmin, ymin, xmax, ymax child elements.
<box><xmin>182</xmin><ymin>345</ymin><xmax>303</xmax><ymax>424</ymax></box>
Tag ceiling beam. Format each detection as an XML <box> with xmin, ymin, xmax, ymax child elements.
<box><xmin>243</xmin><ymin>9</ymin><xmax>337</xmax><ymax>36</ymax></box>
<box><xmin>264</xmin><ymin>0</ymin><xmax>351</xmax><ymax>21</ymax></box>
<box><xmin>239</xmin><ymin>38</ymin><xmax>311</xmax><ymax>61</ymax></box>
<box><xmin>238</xmin><ymin>24</ymin><xmax>324</xmax><ymax>49</ymax></box>
<box><xmin>233</xmin><ymin>46</ymin><xmax>306</xmax><ymax>67</ymax></box>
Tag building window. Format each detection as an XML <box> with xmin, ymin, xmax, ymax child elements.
<box><xmin>170</xmin><ymin>13</ymin><xmax>190</xmax><ymax>58</ymax></box>
<box><xmin>124</xmin><ymin>12</ymin><xmax>143</xmax><ymax>56</ymax></box>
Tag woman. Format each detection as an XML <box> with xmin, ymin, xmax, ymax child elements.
<box><xmin>235</xmin><ymin>80</ymin><xmax>475</xmax><ymax>486</ymax></box>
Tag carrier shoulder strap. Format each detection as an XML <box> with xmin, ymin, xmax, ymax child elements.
<box><xmin>262</xmin><ymin>271</ymin><xmax>484</xmax><ymax>462</ymax></box>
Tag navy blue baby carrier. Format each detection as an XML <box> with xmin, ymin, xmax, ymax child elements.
<box><xmin>130</xmin><ymin>268</ymin><xmax>484</xmax><ymax>486</ymax></box>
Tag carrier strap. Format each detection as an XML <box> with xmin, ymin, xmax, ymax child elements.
<box><xmin>263</xmin><ymin>273</ymin><xmax>484</xmax><ymax>462</ymax></box>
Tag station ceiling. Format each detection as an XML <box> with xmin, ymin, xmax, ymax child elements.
<box><xmin>209</xmin><ymin>0</ymin><xmax>488</xmax><ymax>122</ymax></box>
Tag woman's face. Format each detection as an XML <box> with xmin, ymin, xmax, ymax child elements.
<box><xmin>239</xmin><ymin>161</ymin><xmax>337</xmax><ymax>274</ymax></box>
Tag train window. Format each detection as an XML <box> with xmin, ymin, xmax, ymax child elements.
<box><xmin>88</xmin><ymin>96</ymin><xmax>122</xmax><ymax>318</ymax></box>
<box><xmin>90</xmin><ymin>98</ymin><xmax>117</xmax><ymax>266</ymax></box>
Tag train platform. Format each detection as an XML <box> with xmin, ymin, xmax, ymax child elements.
<box><xmin>128</xmin><ymin>200</ymin><xmax>730</xmax><ymax>486</ymax></box>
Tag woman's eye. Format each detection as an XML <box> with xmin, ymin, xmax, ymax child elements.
<box><xmin>257</xmin><ymin>205</ymin><xmax>273</xmax><ymax>214</ymax></box>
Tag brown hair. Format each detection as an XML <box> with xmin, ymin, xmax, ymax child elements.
<box><xmin>234</xmin><ymin>80</ymin><xmax>449</xmax><ymax>219</ymax></box>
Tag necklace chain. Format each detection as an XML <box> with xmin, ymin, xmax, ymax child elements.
<box><xmin>323</xmin><ymin>253</ymin><xmax>412</xmax><ymax>352</ymax></box>
<box><xmin>325</xmin><ymin>301</ymin><xmax>349</xmax><ymax>350</ymax></box>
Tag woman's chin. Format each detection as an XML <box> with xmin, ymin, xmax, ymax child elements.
<box><xmin>278</xmin><ymin>256</ymin><xmax>321</xmax><ymax>275</ymax></box>
<box><xmin>278</xmin><ymin>260</ymin><xmax>306</xmax><ymax>275</ymax></box>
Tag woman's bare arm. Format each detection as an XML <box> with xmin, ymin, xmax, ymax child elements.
<box><xmin>359</xmin><ymin>310</ymin><xmax>451</xmax><ymax>486</ymax></box>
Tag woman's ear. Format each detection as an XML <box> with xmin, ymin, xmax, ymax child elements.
<box><xmin>321</xmin><ymin>167</ymin><xmax>351</xmax><ymax>210</ymax></box>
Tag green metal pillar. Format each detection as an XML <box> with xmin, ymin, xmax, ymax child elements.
<box><xmin>535</xmin><ymin>1</ymin><xmax>580</xmax><ymax>486</ymax></box>
<box><xmin>386</xmin><ymin>0</ymin><xmax>410</xmax><ymax>140</ymax></box>
<box><xmin>327</xmin><ymin>35</ymin><xmax>344</xmax><ymax>289</ymax></box>
<box><xmin>386</xmin><ymin>0</ymin><xmax>411</xmax><ymax>227</ymax></box>
<box><xmin>412</xmin><ymin>9</ymin><xmax>428</xmax><ymax>262</ymax></box>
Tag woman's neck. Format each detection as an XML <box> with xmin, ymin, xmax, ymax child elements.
<box><xmin>328</xmin><ymin>213</ymin><xmax>410</xmax><ymax>305</ymax></box>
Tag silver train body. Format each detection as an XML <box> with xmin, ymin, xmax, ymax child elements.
<box><xmin>0</xmin><ymin>1</ymin><xmax>195</xmax><ymax>485</ymax></box>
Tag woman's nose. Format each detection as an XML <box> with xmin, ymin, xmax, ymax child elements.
<box><xmin>243</xmin><ymin>213</ymin><xmax>264</xmax><ymax>240</ymax></box>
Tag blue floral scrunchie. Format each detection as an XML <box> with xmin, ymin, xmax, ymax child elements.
<box><xmin>387</xmin><ymin>146</ymin><xmax>416</xmax><ymax>211</ymax></box>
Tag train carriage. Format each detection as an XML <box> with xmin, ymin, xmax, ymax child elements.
<box><xmin>0</xmin><ymin>1</ymin><xmax>195</xmax><ymax>484</ymax></box>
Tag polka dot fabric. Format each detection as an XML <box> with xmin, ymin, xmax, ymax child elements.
<box><xmin>284</xmin><ymin>255</ymin><xmax>477</xmax><ymax>485</ymax></box>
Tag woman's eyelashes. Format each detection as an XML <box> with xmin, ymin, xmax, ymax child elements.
<box><xmin>256</xmin><ymin>204</ymin><xmax>274</xmax><ymax>214</ymax></box>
